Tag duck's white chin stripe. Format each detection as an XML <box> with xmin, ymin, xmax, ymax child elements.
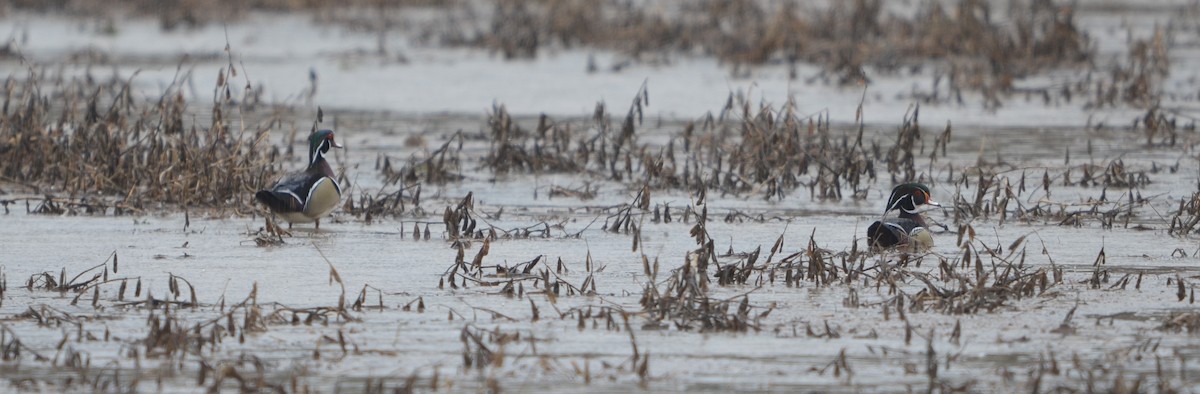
<box><xmin>311</xmin><ymin>140</ymin><xmax>328</xmax><ymax>166</ymax></box>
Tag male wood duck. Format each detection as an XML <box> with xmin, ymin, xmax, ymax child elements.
<box><xmin>867</xmin><ymin>183</ymin><xmax>939</xmax><ymax>250</ymax></box>
<box><xmin>255</xmin><ymin>129</ymin><xmax>343</xmax><ymax>229</ymax></box>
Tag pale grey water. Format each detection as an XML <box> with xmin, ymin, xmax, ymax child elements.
<box><xmin>3</xmin><ymin>3</ymin><xmax>1200</xmax><ymax>393</ymax></box>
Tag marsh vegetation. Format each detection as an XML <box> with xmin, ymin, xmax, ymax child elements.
<box><xmin>1</xmin><ymin>0</ymin><xmax>1200</xmax><ymax>392</ymax></box>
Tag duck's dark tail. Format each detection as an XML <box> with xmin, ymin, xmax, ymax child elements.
<box><xmin>255</xmin><ymin>190</ymin><xmax>301</xmax><ymax>213</ymax></box>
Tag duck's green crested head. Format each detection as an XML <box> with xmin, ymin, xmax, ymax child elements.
<box><xmin>308</xmin><ymin>129</ymin><xmax>343</xmax><ymax>165</ymax></box>
<box><xmin>884</xmin><ymin>182</ymin><xmax>938</xmax><ymax>214</ymax></box>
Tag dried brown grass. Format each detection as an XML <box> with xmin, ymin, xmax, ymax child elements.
<box><xmin>0</xmin><ymin>67</ymin><xmax>281</xmax><ymax>214</ymax></box>
<box><xmin>14</xmin><ymin>1</ymin><xmax>1101</xmax><ymax>102</ymax></box>
<box><xmin>425</xmin><ymin>1</ymin><xmax>1089</xmax><ymax>93</ymax></box>
<box><xmin>479</xmin><ymin>87</ymin><xmax>878</xmax><ymax>201</ymax></box>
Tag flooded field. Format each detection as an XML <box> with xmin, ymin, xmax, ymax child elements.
<box><xmin>2</xmin><ymin>1</ymin><xmax>1200</xmax><ymax>392</ymax></box>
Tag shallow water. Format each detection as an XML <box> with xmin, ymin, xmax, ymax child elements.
<box><xmin>3</xmin><ymin>3</ymin><xmax>1200</xmax><ymax>393</ymax></box>
<box><xmin>4</xmin><ymin>112</ymin><xmax>1200</xmax><ymax>391</ymax></box>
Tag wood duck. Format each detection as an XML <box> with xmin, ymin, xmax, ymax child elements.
<box><xmin>255</xmin><ymin>129</ymin><xmax>344</xmax><ymax>229</ymax></box>
<box><xmin>867</xmin><ymin>183</ymin><xmax>939</xmax><ymax>250</ymax></box>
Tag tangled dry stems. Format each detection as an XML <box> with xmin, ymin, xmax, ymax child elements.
<box><xmin>0</xmin><ymin>68</ymin><xmax>282</xmax><ymax>214</ymax></box>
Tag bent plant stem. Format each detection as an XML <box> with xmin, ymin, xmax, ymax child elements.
<box><xmin>313</xmin><ymin>241</ymin><xmax>357</xmax><ymax>321</ymax></box>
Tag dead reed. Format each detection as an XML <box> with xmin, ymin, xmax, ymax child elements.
<box><xmin>23</xmin><ymin>251</ymin><xmax>147</xmax><ymax>309</ymax></box>
<box><xmin>483</xmin><ymin>83</ymin><xmax>648</xmax><ymax>182</ymax></box>
<box><xmin>248</xmin><ymin>217</ymin><xmax>289</xmax><ymax>246</ymax></box>
<box><xmin>1159</xmin><ymin>312</ymin><xmax>1200</xmax><ymax>334</ymax></box>
<box><xmin>1169</xmin><ymin>191</ymin><xmax>1200</xmax><ymax>236</ymax></box>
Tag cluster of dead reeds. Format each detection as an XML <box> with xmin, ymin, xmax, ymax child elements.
<box><xmin>422</xmin><ymin>0</ymin><xmax>1187</xmax><ymax>112</ymax></box>
<box><xmin>1169</xmin><ymin>191</ymin><xmax>1200</xmax><ymax>236</ymax></box>
<box><xmin>352</xmin><ymin>131</ymin><xmax>464</xmax><ymax>222</ymax></box>
<box><xmin>640</xmin><ymin>190</ymin><xmax>770</xmax><ymax>332</ymax></box>
<box><xmin>1086</xmin><ymin>26</ymin><xmax>1171</xmax><ymax>109</ymax></box>
<box><xmin>0</xmin><ymin>67</ymin><xmax>281</xmax><ymax>215</ymax></box>
<box><xmin>464</xmin><ymin>1</ymin><xmax>1186</xmax><ymax>112</ymax></box>
<box><xmin>426</xmin><ymin>1</ymin><xmax>1087</xmax><ymax>92</ymax></box>
<box><xmin>480</xmin><ymin>87</ymin><xmax>878</xmax><ymax>201</ymax></box>
<box><xmin>431</xmin><ymin>57</ymin><xmax>1188</xmax><ymax>393</ymax></box>
<box><xmin>615</xmin><ymin>179</ymin><xmax>1171</xmax><ymax>393</ymax></box>
<box><xmin>4</xmin><ymin>0</ymin><xmax>441</xmax><ymax>31</ymax></box>
<box><xmin>707</xmin><ymin>216</ymin><xmax>1060</xmax><ymax>317</ymax></box>
<box><xmin>23</xmin><ymin>0</ymin><xmax>1193</xmax><ymax>112</ymax></box>
<box><xmin>477</xmin><ymin>85</ymin><xmax>1171</xmax><ymax>233</ymax></box>
<box><xmin>936</xmin><ymin>164</ymin><xmax>1152</xmax><ymax>230</ymax></box>
<box><xmin>5</xmin><ymin>249</ymin><xmax>366</xmax><ymax>392</ymax></box>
